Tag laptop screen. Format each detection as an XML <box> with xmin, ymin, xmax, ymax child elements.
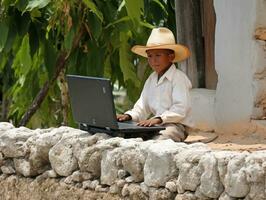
<box><xmin>67</xmin><ymin>75</ymin><xmax>119</xmax><ymax>129</ymax></box>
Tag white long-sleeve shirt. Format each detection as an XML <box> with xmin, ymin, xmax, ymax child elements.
<box><xmin>125</xmin><ymin>64</ymin><xmax>193</xmax><ymax>127</ymax></box>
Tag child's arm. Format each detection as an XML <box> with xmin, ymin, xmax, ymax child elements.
<box><xmin>117</xmin><ymin>114</ymin><xmax>132</xmax><ymax>122</ymax></box>
<box><xmin>137</xmin><ymin>117</ymin><xmax>162</xmax><ymax>127</ymax></box>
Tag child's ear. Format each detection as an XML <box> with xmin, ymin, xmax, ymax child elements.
<box><xmin>168</xmin><ymin>53</ymin><xmax>175</xmax><ymax>61</ymax></box>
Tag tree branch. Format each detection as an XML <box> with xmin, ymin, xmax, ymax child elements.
<box><xmin>18</xmin><ymin>25</ymin><xmax>85</xmax><ymax>127</ymax></box>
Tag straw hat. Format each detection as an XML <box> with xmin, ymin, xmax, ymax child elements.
<box><xmin>131</xmin><ymin>27</ymin><xmax>190</xmax><ymax>62</ymax></box>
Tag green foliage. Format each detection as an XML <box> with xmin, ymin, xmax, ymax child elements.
<box><xmin>0</xmin><ymin>0</ymin><xmax>176</xmax><ymax>128</ymax></box>
<box><xmin>25</xmin><ymin>0</ymin><xmax>51</xmax><ymax>11</ymax></box>
<box><xmin>0</xmin><ymin>22</ymin><xmax>9</xmax><ymax>52</ymax></box>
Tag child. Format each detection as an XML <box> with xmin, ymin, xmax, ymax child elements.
<box><xmin>117</xmin><ymin>27</ymin><xmax>193</xmax><ymax>142</ymax></box>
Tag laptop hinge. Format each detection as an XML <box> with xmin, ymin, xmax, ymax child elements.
<box><xmin>79</xmin><ymin>123</ymin><xmax>124</xmax><ymax>137</ymax></box>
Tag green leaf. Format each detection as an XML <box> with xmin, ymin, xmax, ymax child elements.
<box><xmin>15</xmin><ymin>0</ymin><xmax>30</xmax><ymax>11</ymax></box>
<box><xmin>0</xmin><ymin>22</ymin><xmax>9</xmax><ymax>52</ymax></box>
<box><xmin>43</xmin><ymin>39</ymin><xmax>57</xmax><ymax>78</ymax></box>
<box><xmin>64</xmin><ymin>28</ymin><xmax>75</xmax><ymax>51</ymax></box>
<box><xmin>0</xmin><ymin>53</ymin><xmax>8</xmax><ymax>71</ymax></box>
<box><xmin>30</xmin><ymin>9</ymin><xmax>42</xmax><ymax>18</ymax></box>
<box><xmin>2</xmin><ymin>0</ymin><xmax>16</xmax><ymax>7</ymax></box>
<box><xmin>103</xmin><ymin>54</ymin><xmax>111</xmax><ymax>78</ymax></box>
<box><xmin>86</xmin><ymin>12</ymin><xmax>102</xmax><ymax>40</ymax></box>
<box><xmin>105</xmin><ymin>16</ymin><xmax>130</xmax><ymax>29</ymax></box>
<box><xmin>3</xmin><ymin>19</ymin><xmax>17</xmax><ymax>52</ymax></box>
<box><xmin>25</xmin><ymin>0</ymin><xmax>51</xmax><ymax>11</ymax></box>
<box><xmin>140</xmin><ymin>21</ymin><xmax>154</xmax><ymax>29</ymax></box>
<box><xmin>152</xmin><ymin>0</ymin><xmax>168</xmax><ymax>16</ymax></box>
<box><xmin>119</xmin><ymin>31</ymin><xmax>140</xmax><ymax>88</ymax></box>
<box><xmin>82</xmin><ymin>0</ymin><xmax>103</xmax><ymax>22</ymax></box>
<box><xmin>12</xmin><ymin>34</ymin><xmax>32</xmax><ymax>76</ymax></box>
<box><xmin>125</xmin><ymin>0</ymin><xmax>144</xmax><ymax>23</ymax></box>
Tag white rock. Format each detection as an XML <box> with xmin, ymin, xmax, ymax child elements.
<box><xmin>175</xmin><ymin>192</ymin><xmax>197</xmax><ymax>200</ymax></box>
<box><xmin>224</xmin><ymin>153</ymin><xmax>249</xmax><ymax>198</ymax></box>
<box><xmin>35</xmin><ymin>173</ymin><xmax>48</xmax><ymax>183</ymax></box>
<box><xmin>82</xmin><ymin>180</ymin><xmax>91</xmax><ymax>189</ymax></box>
<box><xmin>165</xmin><ymin>181</ymin><xmax>177</xmax><ymax>193</ymax></box>
<box><xmin>119</xmin><ymin>138</ymin><xmax>143</xmax><ymax>148</ymax></box>
<box><xmin>195</xmin><ymin>187</ymin><xmax>211</xmax><ymax>200</ymax></box>
<box><xmin>14</xmin><ymin>158</ymin><xmax>46</xmax><ymax>177</ymax></box>
<box><xmin>0</xmin><ymin>152</ymin><xmax>3</xmax><ymax>166</ymax></box>
<box><xmin>140</xmin><ymin>182</ymin><xmax>149</xmax><ymax>195</ymax></box>
<box><xmin>109</xmin><ymin>184</ymin><xmax>119</xmax><ymax>194</ymax></box>
<box><xmin>121</xmin><ymin>148</ymin><xmax>145</xmax><ymax>182</ymax></box>
<box><xmin>64</xmin><ymin>176</ymin><xmax>73</xmax><ymax>184</ymax></box>
<box><xmin>213</xmin><ymin>151</ymin><xmax>240</xmax><ymax>185</ymax></box>
<box><xmin>198</xmin><ymin>153</ymin><xmax>224</xmax><ymax>198</ymax></box>
<box><xmin>77</xmin><ymin>137</ymin><xmax>122</xmax><ymax>178</ymax></box>
<box><xmin>101</xmin><ymin>148</ymin><xmax>123</xmax><ymax>185</ymax></box>
<box><xmin>1</xmin><ymin>159</ymin><xmax>15</xmax><ymax>174</ymax></box>
<box><xmin>176</xmin><ymin>148</ymin><xmax>209</xmax><ymax>193</ymax></box>
<box><xmin>95</xmin><ymin>185</ymin><xmax>109</xmax><ymax>192</ymax></box>
<box><xmin>244</xmin><ymin>152</ymin><xmax>266</xmax><ymax>199</ymax></box>
<box><xmin>1</xmin><ymin>165</ymin><xmax>15</xmax><ymax>175</ymax></box>
<box><xmin>121</xmin><ymin>184</ymin><xmax>129</xmax><ymax>197</ymax></box>
<box><xmin>57</xmin><ymin>126</ymin><xmax>88</xmax><ymax>140</ymax></box>
<box><xmin>126</xmin><ymin>183</ymin><xmax>147</xmax><ymax>199</ymax></box>
<box><xmin>46</xmin><ymin>169</ymin><xmax>58</xmax><ymax>178</ymax></box>
<box><xmin>0</xmin><ymin>174</ymin><xmax>8</xmax><ymax>181</ymax></box>
<box><xmin>149</xmin><ymin>187</ymin><xmax>173</xmax><ymax>200</ymax></box>
<box><xmin>125</xmin><ymin>176</ymin><xmax>134</xmax><ymax>183</ymax></box>
<box><xmin>116</xmin><ymin>179</ymin><xmax>126</xmax><ymax>188</ymax></box>
<box><xmin>144</xmin><ymin>140</ymin><xmax>184</xmax><ymax>187</ymax></box>
<box><xmin>18</xmin><ymin>128</ymin><xmax>64</xmax><ymax>176</ymax></box>
<box><xmin>0</xmin><ymin>122</ymin><xmax>14</xmax><ymax>135</ymax></box>
<box><xmin>49</xmin><ymin>137</ymin><xmax>78</xmax><ymax>177</ymax></box>
<box><xmin>71</xmin><ymin>170</ymin><xmax>84</xmax><ymax>182</ymax></box>
<box><xmin>0</xmin><ymin>127</ymin><xmax>34</xmax><ymax>158</ymax></box>
<box><xmin>117</xmin><ymin>169</ymin><xmax>127</xmax><ymax>179</ymax></box>
<box><xmin>89</xmin><ymin>180</ymin><xmax>99</xmax><ymax>190</ymax></box>
<box><xmin>72</xmin><ymin>134</ymin><xmax>99</xmax><ymax>157</ymax></box>
<box><xmin>218</xmin><ymin>192</ymin><xmax>235</xmax><ymax>200</ymax></box>
<box><xmin>81</xmin><ymin>172</ymin><xmax>93</xmax><ymax>181</ymax></box>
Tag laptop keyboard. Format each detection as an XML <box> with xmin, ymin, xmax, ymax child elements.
<box><xmin>118</xmin><ymin>122</ymin><xmax>139</xmax><ymax>129</ymax></box>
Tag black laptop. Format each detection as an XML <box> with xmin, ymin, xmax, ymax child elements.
<box><xmin>67</xmin><ymin>75</ymin><xmax>165</xmax><ymax>136</ymax></box>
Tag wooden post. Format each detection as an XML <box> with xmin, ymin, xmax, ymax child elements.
<box><xmin>201</xmin><ymin>0</ymin><xmax>218</xmax><ymax>89</ymax></box>
<box><xmin>175</xmin><ymin>0</ymin><xmax>205</xmax><ymax>88</ymax></box>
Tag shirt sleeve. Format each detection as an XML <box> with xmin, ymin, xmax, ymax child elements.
<box><xmin>125</xmin><ymin>80</ymin><xmax>151</xmax><ymax>122</ymax></box>
<box><xmin>159</xmin><ymin>77</ymin><xmax>191</xmax><ymax>124</ymax></box>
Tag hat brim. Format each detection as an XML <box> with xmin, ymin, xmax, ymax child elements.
<box><xmin>131</xmin><ymin>44</ymin><xmax>190</xmax><ymax>62</ymax></box>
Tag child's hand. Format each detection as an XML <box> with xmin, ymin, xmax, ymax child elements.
<box><xmin>137</xmin><ymin>117</ymin><xmax>162</xmax><ymax>127</ymax></box>
<box><xmin>117</xmin><ymin>114</ymin><xmax>132</xmax><ymax>122</ymax></box>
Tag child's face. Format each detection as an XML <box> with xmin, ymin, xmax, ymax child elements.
<box><xmin>146</xmin><ymin>49</ymin><xmax>175</xmax><ymax>76</ymax></box>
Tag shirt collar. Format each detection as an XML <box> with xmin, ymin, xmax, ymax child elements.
<box><xmin>157</xmin><ymin>64</ymin><xmax>176</xmax><ymax>85</ymax></box>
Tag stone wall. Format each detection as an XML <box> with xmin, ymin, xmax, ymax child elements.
<box><xmin>0</xmin><ymin>122</ymin><xmax>266</xmax><ymax>199</ymax></box>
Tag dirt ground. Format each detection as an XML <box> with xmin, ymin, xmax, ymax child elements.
<box><xmin>185</xmin><ymin>129</ymin><xmax>266</xmax><ymax>152</ymax></box>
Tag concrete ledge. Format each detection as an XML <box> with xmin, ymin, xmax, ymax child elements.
<box><xmin>0</xmin><ymin>122</ymin><xmax>266</xmax><ymax>199</ymax></box>
<box><xmin>190</xmin><ymin>89</ymin><xmax>216</xmax><ymax>131</ymax></box>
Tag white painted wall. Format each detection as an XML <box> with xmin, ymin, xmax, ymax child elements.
<box><xmin>190</xmin><ymin>89</ymin><xmax>216</xmax><ymax>131</ymax></box>
<box><xmin>213</xmin><ymin>0</ymin><xmax>259</xmax><ymax>133</ymax></box>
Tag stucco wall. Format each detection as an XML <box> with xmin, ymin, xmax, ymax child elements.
<box><xmin>214</xmin><ymin>0</ymin><xmax>256</xmax><ymax>133</ymax></box>
<box><xmin>191</xmin><ymin>0</ymin><xmax>266</xmax><ymax>134</ymax></box>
